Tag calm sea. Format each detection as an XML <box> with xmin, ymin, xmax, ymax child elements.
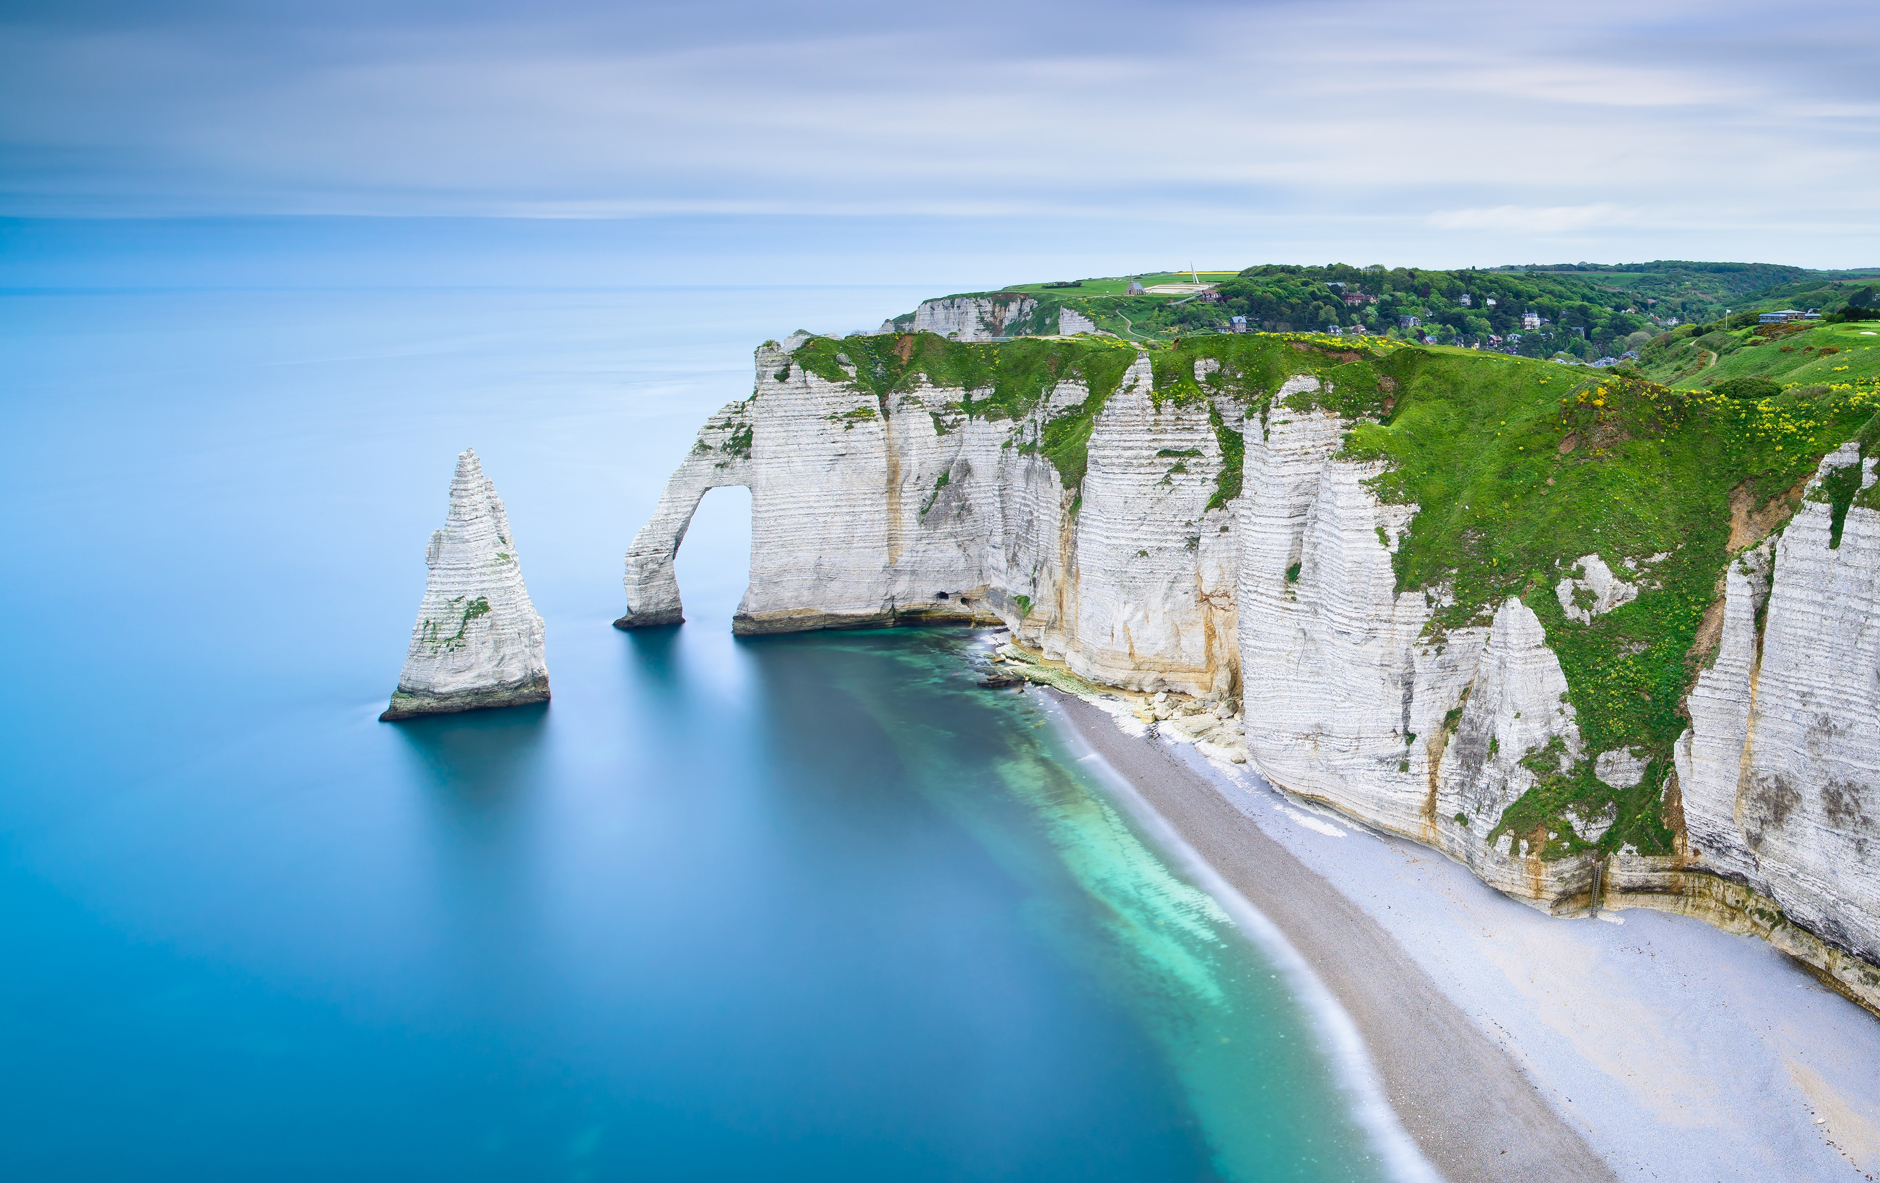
<box><xmin>1</xmin><ymin>266</ymin><xmax>1389</xmax><ymax>1181</ymax></box>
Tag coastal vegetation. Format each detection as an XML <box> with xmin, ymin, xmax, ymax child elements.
<box><xmin>792</xmin><ymin>331</ymin><xmax>1139</xmax><ymax>488</ymax></box>
<box><xmin>919</xmin><ymin>260</ymin><xmax>1880</xmax><ymax>359</ymax></box>
<box><xmin>1635</xmin><ymin>318</ymin><xmax>1880</xmax><ymax>389</ymax></box>
<box><xmin>1149</xmin><ymin>330</ymin><xmax>1879</xmax><ymax>857</ymax></box>
<box><xmin>1345</xmin><ymin>348</ymin><xmax>1876</xmax><ymax>855</ymax></box>
<box><xmin>792</xmin><ymin>322</ymin><xmax>1880</xmax><ymax>860</ymax></box>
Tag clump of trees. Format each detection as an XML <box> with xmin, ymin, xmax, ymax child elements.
<box><xmin>1210</xmin><ymin>264</ymin><xmax>1673</xmax><ymax>356</ymax></box>
<box><xmin>1828</xmin><ymin>285</ymin><xmax>1880</xmax><ymax>322</ymax></box>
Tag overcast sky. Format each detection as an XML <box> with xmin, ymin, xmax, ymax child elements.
<box><xmin>3</xmin><ymin>0</ymin><xmax>1877</xmax><ymax>269</ymax></box>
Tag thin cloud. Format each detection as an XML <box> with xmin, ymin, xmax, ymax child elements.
<box><xmin>1428</xmin><ymin>204</ymin><xmax>1636</xmax><ymax>234</ymax></box>
<box><xmin>0</xmin><ymin>0</ymin><xmax>1875</xmax><ymax>266</ymax></box>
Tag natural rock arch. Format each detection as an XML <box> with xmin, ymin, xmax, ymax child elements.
<box><xmin>615</xmin><ymin>400</ymin><xmax>753</xmax><ymax>628</ymax></box>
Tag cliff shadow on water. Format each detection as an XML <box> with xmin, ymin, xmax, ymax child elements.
<box><xmin>391</xmin><ymin>705</ymin><xmax>555</xmax><ymax>870</ymax></box>
<box><xmin>392</xmin><ymin>701</ymin><xmax>552</xmax><ymax>801</ymax></box>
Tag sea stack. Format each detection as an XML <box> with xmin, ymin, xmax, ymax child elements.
<box><xmin>380</xmin><ymin>449</ymin><xmax>549</xmax><ymax>721</ymax></box>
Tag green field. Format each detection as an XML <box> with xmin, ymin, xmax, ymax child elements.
<box><xmin>990</xmin><ymin>271</ymin><xmax>1242</xmax><ymax>297</ymax></box>
<box><xmin>902</xmin><ymin>261</ymin><xmax>1880</xmax><ymax>356</ymax></box>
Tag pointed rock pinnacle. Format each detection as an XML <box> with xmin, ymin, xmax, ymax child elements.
<box><xmin>380</xmin><ymin>448</ymin><xmax>550</xmax><ymax>721</ymax></box>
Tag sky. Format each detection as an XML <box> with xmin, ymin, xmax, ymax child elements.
<box><xmin>2</xmin><ymin>0</ymin><xmax>1878</xmax><ymax>278</ymax></box>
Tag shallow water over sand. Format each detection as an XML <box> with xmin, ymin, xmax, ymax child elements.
<box><xmin>1</xmin><ymin>277</ymin><xmax>1385</xmax><ymax>1181</ymax></box>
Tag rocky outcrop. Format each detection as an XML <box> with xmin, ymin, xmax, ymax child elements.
<box><xmin>1060</xmin><ymin>361</ymin><xmax>1239</xmax><ymax>693</ymax></box>
<box><xmin>383</xmin><ymin>449</ymin><xmax>548</xmax><ymax>720</ymax></box>
<box><xmin>1553</xmin><ymin>553</ymin><xmax>1640</xmax><ymax>623</ymax></box>
<box><xmin>1229</xmin><ymin>427</ymin><xmax>1879</xmax><ymax>1009</ymax></box>
<box><xmin>1058</xmin><ymin>307</ymin><xmax>1099</xmax><ymax>335</ymax></box>
<box><xmin>1229</xmin><ymin>419</ymin><xmax>1878</xmax><ymax>1008</ymax></box>
<box><xmin>1230</xmin><ymin>404</ymin><xmax>1593</xmax><ymax>904</ymax></box>
<box><xmin>911</xmin><ymin>295</ymin><xmax>1039</xmax><ymax>341</ymax></box>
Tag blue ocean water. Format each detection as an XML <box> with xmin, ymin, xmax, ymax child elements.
<box><xmin>1</xmin><ymin>264</ymin><xmax>1388</xmax><ymax>1181</ymax></box>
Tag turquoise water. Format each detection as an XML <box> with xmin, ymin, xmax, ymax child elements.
<box><xmin>0</xmin><ymin>271</ymin><xmax>1387</xmax><ymax>1180</ymax></box>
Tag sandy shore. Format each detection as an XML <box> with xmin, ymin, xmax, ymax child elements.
<box><xmin>1044</xmin><ymin>689</ymin><xmax>1880</xmax><ymax>1183</ymax></box>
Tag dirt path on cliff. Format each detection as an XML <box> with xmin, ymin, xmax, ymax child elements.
<box><xmin>1048</xmin><ymin>690</ymin><xmax>1616</xmax><ymax>1183</ymax></box>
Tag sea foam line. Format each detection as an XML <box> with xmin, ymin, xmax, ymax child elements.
<box><xmin>1040</xmin><ymin>698</ymin><xmax>1443</xmax><ymax>1183</ymax></box>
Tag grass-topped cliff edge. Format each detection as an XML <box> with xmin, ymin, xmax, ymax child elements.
<box><xmin>789</xmin><ymin>330</ymin><xmax>1142</xmax><ymax>488</ymax></box>
<box><xmin>785</xmin><ymin>328</ymin><xmax>1880</xmax><ymax>858</ymax></box>
<box><xmin>1176</xmin><ymin>332</ymin><xmax>1879</xmax><ymax>858</ymax></box>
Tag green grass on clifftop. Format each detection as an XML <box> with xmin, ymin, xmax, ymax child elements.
<box><xmin>791</xmin><ymin>332</ymin><xmax>1139</xmax><ymax>487</ymax></box>
<box><xmin>1089</xmin><ymin>329</ymin><xmax>1880</xmax><ymax>857</ymax></box>
<box><xmin>793</xmin><ymin>328</ymin><xmax>1880</xmax><ymax>856</ymax></box>
<box><xmin>1341</xmin><ymin>353</ymin><xmax>1880</xmax><ymax>856</ymax></box>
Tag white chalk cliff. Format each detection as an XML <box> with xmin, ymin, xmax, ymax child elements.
<box><xmin>626</xmin><ymin>337</ymin><xmax>1880</xmax><ymax>1011</ymax></box>
<box><xmin>1672</xmin><ymin>445</ymin><xmax>1880</xmax><ymax>1003</ymax></box>
<box><xmin>383</xmin><ymin>449</ymin><xmax>549</xmax><ymax>721</ymax></box>
<box><xmin>911</xmin><ymin>295</ymin><xmax>1039</xmax><ymax>341</ymax></box>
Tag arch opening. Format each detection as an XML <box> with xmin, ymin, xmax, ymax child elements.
<box><xmin>672</xmin><ymin>484</ymin><xmax>753</xmax><ymax>627</ymax></box>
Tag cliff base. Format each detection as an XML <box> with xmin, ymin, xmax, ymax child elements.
<box><xmin>379</xmin><ymin>674</ymin><xmax>551</xmax><ymax>721</ymax></box>
<box><xmin>613</xmin><ymin>610</ymin><xmax>683</xmax><ymax>629</ymax></box>
<box><xmin>1606</xmin><ymin>866</ymin><xmax>1880</xmax><ymax>1017</ymax></box>
<box><xmin>731</xmin><ymin>605</ymin><xmax>1000</xmax><ymax>635</ymax></box>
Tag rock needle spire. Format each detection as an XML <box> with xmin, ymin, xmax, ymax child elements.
<box><xmin>381</xmin><ymin>448</ymin><xmax>549</xmax><ymax>720</ymax></box>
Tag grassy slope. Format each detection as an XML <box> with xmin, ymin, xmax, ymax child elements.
<box><xmin>1639</xmin><ymin>320</ymin><xmax>1880</xmax><ymax>390</ymax></box>
<box><xmin>790</xmin><ymin>329</ymin><xmax>1880</xmax><ymax>858</ymax></box>
<box><xmin>1340</xmin><ymin>347</ymin><xmax>1880</xmax><ymax>857</ymax></box>
<box><xmin>995</xmin><ymin>271</ymin><xmax>1239</xmax><ymax>296</ymax></box>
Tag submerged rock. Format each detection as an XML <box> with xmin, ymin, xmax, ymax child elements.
<box><xmin>381</xmin><ymin>449</ymin><xmax>549</xmax><ymax>721</ymax></box>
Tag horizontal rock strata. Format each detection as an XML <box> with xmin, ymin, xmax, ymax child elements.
<box><xmin>383</xmin><ymin>449</ymin><xmax>549</xmax><ymax>721</ymax></box>
<box><xmin>627</xmin><ymin>332</ymin><xmax>1880</xmax><ymax>1011</ymax></box>
<box><xmin>1673</xmin><ymin>446</ymin><xmax>1880</xmax><ymax>1005</ymax></box>
<box><xmin>910</xmin><ymin>294</ymin><xmax>1038</xmax><ymax>341</ymax></box>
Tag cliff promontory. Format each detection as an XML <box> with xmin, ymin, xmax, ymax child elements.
<box><xmin>626</xmin><ymin>328</ymin><xmax>1880</xmax><ymax>1012</ymax></box>
<box><xmin>383</xmin><ymin>449</ymin><xmax>549</xmax><ymax>720</ymax></box>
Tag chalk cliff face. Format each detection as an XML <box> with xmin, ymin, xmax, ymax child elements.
<box><xmin>911</xmin><ymin>295</ymin><xmax>1039</xmax><ymax>341</ymax></box>
<box><xmin>1231</xmin><ymin>414</ymin><xmax>1877</xmax><ymax>1006</ymax></box>
<box><xmin>1673</xmin><ymin>445</ymin><xmax>1880</xmax><ymax>1001</ymax></box>
<box><xmin>383</xmin><ymin>449</ymin><xmax>548</xmax><ymax>721</ymax></box>
<box><xmin>627</xmin><ymin>332</ymin><xmax>1880</xmax><ymax>1010</ymax></box>
<box><xmin>1230</xmin><ymin>403</ymin><xmax>1614</xmax><ymax>906</ymax></box>
<box><xmin>621</xmin><ymin>338</ymin><xmax>1238</xmax><ymax>696</ymax></box>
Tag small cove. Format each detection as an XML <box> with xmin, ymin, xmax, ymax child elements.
<box><xmin>2</xmin><ymin>276</ymin><xmax>1388</xmax><ymax>1181</ymax></box>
